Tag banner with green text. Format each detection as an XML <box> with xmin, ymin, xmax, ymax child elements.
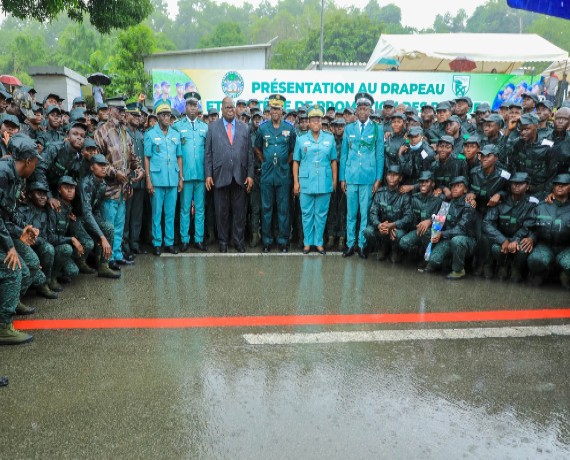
<box><xmin>152</xmin><ymin>69</ymin><xmax>540</xmax><ymax>115</ymax></box>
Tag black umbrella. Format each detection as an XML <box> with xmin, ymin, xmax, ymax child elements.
<box><xmin>87</xmin><ymin>73</ymin><xmax>112</xmax><ymax>86</ymax></box>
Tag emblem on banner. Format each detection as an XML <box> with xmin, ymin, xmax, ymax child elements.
<box><xmin>221</xmin><ymin>71</ymin><xmax>245</xmax><ymax>98</ymax></box>
<box><xmin>452</xmin><ymin>75</ymin><xmax>470</xmax><ymax>97</ymax></box>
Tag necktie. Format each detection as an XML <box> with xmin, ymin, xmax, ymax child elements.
<box><xmin>191</xmin><ymin>121</ymin><xmax>194</xmax><ymax>130</ymax></box>
<box><xmin>360</xmin><ymin>122</ymin><xmax>365</xmax><ymax>134</ymax></box>
<box><xmin>227</xmin><ymin>122</ymin><xmax>233</xmax><ymax>144</ymax></box>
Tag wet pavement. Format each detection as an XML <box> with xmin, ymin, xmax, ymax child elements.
<box><xmin>1</xmin><ymin>252</ymin><xmax>569</xmax><ymax>459</ymax></box>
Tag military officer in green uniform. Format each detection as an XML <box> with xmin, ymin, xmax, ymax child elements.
<box><xmin>77</xmin><ymin>154</ymin><xmax>120</xmax><ymax>279</ymax></box>
<box><xmin>46</xmin><ymin>175</ymin><xmax>84</xmax><ymax>290</ymax></box>
<box><xmin>384</xmin><ymin>112</ymin><xmax>407</xmax><ymax>171</ymax></box>
<box><xmin>254</xmin><ymin>94</ymin><xmax>296</xmax><ymax>253</ymax></box>
<box><xmin>173</xmin><ymin>92</ymin><xmax>208</xmax><ymax>252</ymax></box>
<box><xmin>433</xmin><ymin>135</ymin><xmax>468</xmax><ymax>200</ymax></box>
<box><xmin>144</xmin><ymin>99</ymin><xmax>183</xmax><ymax>255</ymax></box>
<box><xmin>124</xmin><ymin>102</ymin><xmax>147</xmax><ymax>255</ymax></box>
<box><xmin>399</xmin><ymin>171</ymin><xmax>443</xmax><ymax>266</ymax></box>
<box><xmin>424</xmin><ymin>176</ymin><xmax>477</xmax><ymax>280</ymax></box>
<box><xmin>527</xmin><ymin>173</ymin><xmax>570</xmax><ymax>289</ymax></box>
<box><xmin>483</xmin><ymin>172</ymin><xmax>537</xmax><ymax>283</ymax></box>
<box><xmin>0</xmin><ymin>134</ymin><xmax>43</xmax><ymax>344</ymax></box>
<box><xmin>467</xmin><ymin>144</ymin><xmax>511</xmax><ymax>278</ymax></box>
<box><xmin>340</xmin><ymin>92</ymin><xmax>384</xmax><ymax>258</ymax></box>
<box><xmin>37</xmin><ymin>105</ymin><xmax>65</xmax><ymax>149</ymax></box>
<box><xmin>363</xmin><ymin>164</ymin><xmax>413</xmax><ymax>262</ymax></box>
<box><xmin>14</xmin><ymin>181</ymin><xmax>60</xmax><ymax>299</ymax></box>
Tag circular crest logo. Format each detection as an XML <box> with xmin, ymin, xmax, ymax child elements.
<box><xmin>221</xmin><ymin>71</ymin><xmax>244</xmax><ymax>99</ymax></box>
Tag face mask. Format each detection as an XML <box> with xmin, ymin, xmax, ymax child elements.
<box><xmin>409</xmin><ymin>140</ymin><xmax>423</xmax><ymax>150</ymax></box>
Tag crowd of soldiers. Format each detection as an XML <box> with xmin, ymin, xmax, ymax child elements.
<box><xmin>0</xmin><ymin>82</ymin><xmax>569</xmax><ymax>347</ymax></box>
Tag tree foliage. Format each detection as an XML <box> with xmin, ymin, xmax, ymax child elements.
<box><xmin>198</xmin><ymin>22</ymin><xmax>247</xmax><ymax>49</ymax></box>
<box><xmin>1</xmin><ymin>0</ymin><xmax>153</xmax><ymax>33</ymax></box>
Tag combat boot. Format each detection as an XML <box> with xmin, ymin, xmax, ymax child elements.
<box><xmin>510</xmin><ymin>267</ymin><xmax>523</xmax><ymax>283</ymax></box>
<box><xmin>447</xmin><ymin>269</ymin><xmax>466</xmax><ymax>280</ymax></box>
<box><xmin>497</xmin><ymin>265</ymin><xmax>509</xmax><ymax>281</ymax></box>
<box><xmin>36</xmin><ymin>283</ymin><xmax>58</xmax><ymax>299</ymax></box>
<box><xmin>338</xmin><ymin>237</ymin><xmax>345</xmax><ymax>252</ymax></box>
<box><xmin>560</xmin><ymin>272</ymin><xmax>570</xmax><ymax>290</ymax></box>
<box><xmin>250</xmin><ymin>233</ymin><xmax>260</xmax><ymax>248</ymax></box>
<box><xmin>376</xmin><ymin>248</ymin><xmax>387</xmax><ymax>261</ymax></box>
<box><xmin>16</xmin><ymin>301</ymin><xmax>35</xmax><ymax>316</ymax></box>
<box><xmin>326</xmin><ymin>236</ymin><xmax>335</xmax><ymax>250</ymax></box>
<box><xmin>48</xmin><ymin>278</ymin><xmax>63</xmax><ymax>292</ymax></box>
<box><xmin>0</xmin><ymin>323</ymin><xmax>33</xmax><ymax>345</ymax></box>
<box><xmin>483</xmin><ymin>264</ymin><xmax>494</xmax><ymax>280</ymax></box>
<box><xmin>390</xmin><ymin>248</ymin><xmax>402</xmax><ymax>264</ymax></box>
<box><xmin>77</xmin><ymin>259</ymin><xmax>96</xmax><ymax>274</ymax></box>
<box><xmin>98</xmin><ymin>263</ymin><xmax>121</xmax><ymax>279</ymax></box>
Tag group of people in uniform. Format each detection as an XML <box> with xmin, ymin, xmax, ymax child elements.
<box><xmin>1</xmin><ymin>80</ymin><xmax>569</xmax><ymax>347</ymax></box>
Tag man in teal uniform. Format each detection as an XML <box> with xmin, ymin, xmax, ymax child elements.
<box><xmin>0</xmin><ymin>134</ymin><xmax>42</xmax><ymax>345</ymax></box>
<box><xmin>399</xmin><ymin>171</ymin><xmax>443</xmax><ymax>267</ymax></box>
<box><xmin>363</xmin><ymin>165</ymin><xmax>413</xmax><ymax>262</ymax></box>
<box><xmin>424</xmin><ymin>176</ymin><xmax>477</xmax><ymax>280</ymax></box>
<box><xmin>254</xmin><ymin>94</ymin><xmax>296</xmax><ymax>253</ymax></box>
<box><xmin>173</xmin><ymin>91</ymin><xmax>208</xmax><ymax>252</ymax></box>
<box><xmin>144</xmin><ymin>99</ymin><xmax>183</xmax><ymax>255</ymax></box>
<box><xmin>340</xmin><ymin>92</ymin><xmax>384</xmax><ymax>258</ymax></box>
<box><xmin>483</xmin><ymin>172</ymin><xmax>537</xmax><ymax>283</ymax></box>
<box><xmin>527</xmin><ymin>173</ymin><xmax>570</xmax><ymax>289</ymax></box>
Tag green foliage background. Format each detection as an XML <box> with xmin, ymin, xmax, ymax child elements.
<box><xmin>0</xmin><ymin>0</ymin><xmax>564</xmax><ymax>98</ymax></box>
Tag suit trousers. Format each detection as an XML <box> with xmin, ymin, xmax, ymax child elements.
<box><xmin>214</xmin><ymin>179</ymin><xmax>247</xmax><ymax>246</ymax></box>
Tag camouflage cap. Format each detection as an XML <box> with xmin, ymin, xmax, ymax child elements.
<box><xmin>479</xmin><ymin>144</ymin><xmax>499</xmax><ymax>156</ymax></box>
<box><xmin>519</xmin><ymin>113</ymin><xmax>539</xmax><ymax>126</ymax></box>
<box><xmin>82</xmin><ymin>138</ymin><xmax>98</xmax><ymax>150</ymax></box>
<box><xmin>58</xmin><ymin>175</ymin><xmax>77</xmax><ymax>187</ymax></box>
<box><xmin>450</xmin><ymin>176</ymin><xmax>469</xmax><ymax>186</ymax></box>
<box><xmin>28</xmin><ymin>181</ymin><xmax>50</xmax><ymax>193</ymax></box>
<box><xmin>552</xmin><ymin>173</ymin><xmax>570</xmax><ymax>185</ymax></box>
<box><xmin>407</xmin><ymin>126</ymin><xmax>423</xmax><ymax>136</ymax></box>
<box><xmin>8</xmin><ymin>133</ymin><xmax>41</xmax><ymax>160</ymax></box>
<box><xmin>509</xmin><ymin>172</ymin><xmax>530</xmax><ymax>183</ymax></box>
<box><xmin>387</xmin><ymin>164</ymin><xmax>402</xmax><ymax>175</ymax></box>
<box><xmin>13</xmin><ymin>89</ymin><xmax>34</xmax><ymax>119</ymax></box>
<box><xmin>91</xmin><ymin>153</ymin><xmax>109</xmax><ymax>165</ymax></box>
<box><xmin>418</xmin><ymin>171</ymin><xmax>434</xmax><ymax>182</ymax></box>
<box><xmin>1</xmin><ymin>114</ymin><xmax>20</xmax><ymax>128</ymax></box>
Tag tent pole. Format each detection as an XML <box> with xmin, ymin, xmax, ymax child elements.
<box><xmin>434</xmin><ymin>59</ymin><xmax>444</xmax><ymax>71</ymax></box>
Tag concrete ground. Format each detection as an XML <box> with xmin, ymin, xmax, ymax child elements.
<box><xmin>1</xmin><ymin>251</ymin><xmax>569</xmax><ymax>459</ymax></box>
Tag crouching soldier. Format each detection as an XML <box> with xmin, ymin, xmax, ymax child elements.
<box><xmin>424</xmin><ymin>176</ymin><xmax>477</xmax><ymax>280</ymax></box>
<box><xmin>363</xmin><ymin>165</ymin><xmax>413</xmax><ymax>262</ymax></box>
<box><xmin>77</xmin><ymin>154</ymin><xmax>120</xmax><ymax>279</ymax></box>
<box><xmin>399</xmin><ymin>171</ymin><xmax>443</xmax><ymax>267</ymax></box>
<box><xmin>527</xmin><ymin>173</ymin><xmax>570</xmax><ymax>288</ymax></box>
<box><xmin>46</xmin><ymin>175</ymin><xmax>85</xmax><ymax>290</ymax></box>
<box><xmin>482</xmin><ymin>172</ymin><xmax>537</xmax><ymax>283</ymax></box>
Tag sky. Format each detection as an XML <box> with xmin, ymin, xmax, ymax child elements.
<box><xmin>164</xmin><ymin>0</ymin><xmax>490</xmax><ymax>30</ymax></box>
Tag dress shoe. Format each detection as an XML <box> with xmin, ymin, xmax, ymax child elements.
<box><xmin>263</xmin><ymin>244</ymin><xmax>271</xmax><ymax>253</ymax></box>
<box><xmin>116</xmin><ymin>258</ymin><xmax>134</xmax><ymax>266</ymax></box>
<box><xmin>152</xmin><ymin>246</ymin><xmax>162</xmax><ymax>256</ymax></box>
<box><xmin>235</xmin><ymin>244</ymin><xmax>246</xmax><ymax>253</ymax></box>
<box><xmin>219</xmin><ymin>243</ymin><xmax>228</xmax><ymax>253</ymax></box>
<box><xmin>303</xmin><ymin>246</ymin><xmax>311</xmax><ymax>254</ymax></box>
<box><xmin>125</xmin><ymin>253</ymin><xmax>135</xmax><ymax>262</ymax></box>
<box><xmin>108</xmin><ymin>261</ymin><xmax>122</xmax><ymax>271</ymax></box>
<box><xmin>132</xmin><ymin>247</ymin><xmax>147</xmax><ymax>255</ymax></box>
<box><xmin>357</xmin><ymin>246</ymin><xmax>368</xmax><ymax>259</ymax></box>
<box><xmin>194</xmin><ymin>242</ymin><xmax>208</xmax><ymax>252</ymax></box>
<box><xmin>342</xmin><ymin>246</ymin><xmax>355</xmax><ymax>257</ymax></box>
<box><xmin>180</xmin><ymin>243</ymin><xmax>190</xmax><ymax>253</ymax></box>
<box><xmin>278</xmin><ymin>244</ymin><xmax>289</xmax><ymax>253</ymax></box>
<box><xmin>316</xmin><ymin>246</ymin><xmax>326</xmax><ymax>255</ymax></box>
<box><xmin>164</xmin><ymin>246</ymin><xmax>179</xmax><ymax>255</ymax></box>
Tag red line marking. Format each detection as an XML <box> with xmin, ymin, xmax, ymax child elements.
<box><xmin>13</xmin><ymin>309</ymin><xmax>570</xmax><ymax>330</ymax></box>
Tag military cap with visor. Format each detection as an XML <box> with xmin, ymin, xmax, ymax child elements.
<box><xmin>518</xmin><ymin>113</ymin><xmax>539</xmax><ymax>126</ymax></box>
<box><xmin>387</xmin><ymin>164</ymin><xmax>402</xmax><ymax>175</ymax></box>
<box><xmin>509</xmin><ymin>172</ymin><xmax>530</xmax><ymax>183</ymax></box>
<box><xmin>407</xmin><ymin>126</ymin><xmax>423</xmax><ymax>137</ymax></box>
<box><xmin>521</xmin><ymin>92</ymin><xmax>539</xmax><ymax>104</ymax></box>
<box><xmin>308</xmin><ymin>105</ymin><xmax>324</xmax><ymax>118</ymax></box>
<box><xmin>154</xmin><ymin>98</ymin><xmax>172</xmax><ymax>114</ymax></box>
<box><xmin>355</xmin><ymin>92</ymin><xmax>374</xmax><ymax>107</ymax></box>
<box><xmin>9</xmin><ymin>133</ymin><xmax>42</xmax><ymax>160</ymax></box>
<box><xmin>28</xmin><ymin>181</ymin><xmax>50</xmax><ymax>193</ymax></box>
<box><xmin>2</xmin><ymin>114</ymin><xmax>20</xmax><ymax>128</ymax></box>
<box><xmin>418</xmin><ymin>171</ymin><xmax>434</xmax><ymax>182</ymax></box>
<box><xmin>438</xmin><ymin>135</ymin><xmax>455</xmax><ymax>145</ymax></box>
<box><xmin>184</xmin><ymin>92</ymin><xmax>201</xmax><ymax>103</ymax></box>
<box><xmin>58</xmin><ymin>175</ymin><xmax>77</xmax><ymax>187</ymax></box>
<box><xmin>268</xmin><ymin>94</ymin><xmax>286</xmax><ymax>109</ymax></box>
<box><xmin>479</xmin><ymin>144</ymin><xmax>499</xmax><ymax>156</ymax></box>
<box><xmin>91</xmin><ymin>153</ymin><xmax>109</xmax><ymax>165</ymax></box>
<box><xmin>552</xmin><ymin>173</ymin><xmax>570</xmax><ymax>185</ymax></box>
<box><xmin>13</xmin><ymin>88</ymin><xmax>35</xmax><ymax>119</ymax></box>
<box><xmin>450</xmin><ymin>176</ymin><xmax>469</xmax><ymax>187</ymax></box>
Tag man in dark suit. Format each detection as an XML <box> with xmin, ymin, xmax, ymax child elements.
<box><xmin>205</xmin><ymin>97</ymin><xmax>254</xmax><ymax>252</ymax></box>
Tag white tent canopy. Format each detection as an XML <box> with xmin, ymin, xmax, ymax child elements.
<box><xmin>365</xmin><ymin>33</ymin><xmax>568</xmax><ymax>73</ymax></box>
<box><xmin>542</xmin><ymin>59</ymin><xmax>570</xmax><ymax>77</ymax></box>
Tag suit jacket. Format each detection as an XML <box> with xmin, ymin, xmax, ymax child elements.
<box><xmin>204</xmin><ymin>118</ymin><xmax>253</xmax><ymax>189</ymax></box>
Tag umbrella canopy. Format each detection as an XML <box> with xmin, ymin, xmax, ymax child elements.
<box><xmin>449</xmin><ymin>57</ymin><xmax>477</xmax><ymax>72</ymax></box>
<box><xmin>377</xmin><ymin>57</ymin><xmax>400</xmax><ymax>67</ymax></box>
<box><xmin>87</xmin><ymin>73</ymin><xmax>112</xmax><ymax>86</ymax></box>
<box><xmin>0</xmin><ymin>75</ymin><xmax>22</xmax><ymax>86</ymax></box>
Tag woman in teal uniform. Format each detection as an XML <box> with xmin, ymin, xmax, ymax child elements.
<box><xmin>293</xmin><ymin>105</ymin><xmax>337</xmax><ymax>254</ymax></box>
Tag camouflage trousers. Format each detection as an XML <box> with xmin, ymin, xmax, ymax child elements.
<box><xmin>528</xmin><ymin>244</ymin><xmax>570</xmax><ymax>276</ymax></box>
<box><xmin>69</xmin><ymin>220</ymin><xmax>95</xmax><ymax>264</ymax></box>
<box><xmin>399</xmin><ymin>230</ymin><xmax>431</xmax><ymax>256</ymax></box>
<box><xmin>491</xmin><ymin>244</ymin><xmax>529</xmax><ymax>271</ymax></box>
<box><xmin>13</xmin><ymin>239</ymin><xmax>45</xmax><ymax>291</ymax></box>
<box><xmin>427</xmin><ymin>236</ymin><xmax>477</xmax><ymax>272</ymax></box>
<box><xmin>72</xmin><ymin>218</ymin><xmax>113</xmax><ymax>264</ymax></box>
<box><xmin>0</xmin><ymin>249</ymin><xmax>23</xmax><ymax>324</ymax></box>
<box><xmin>363</xmin><ymin>226</ymin><xmax>406</xmax><ymax>255</ymax></box>
<box><xmin>32</xmin><ymin>240</ymin><xmax>55</xmax><ymax>280</ymax></box>
<box><xmin>52</xmin><ymin>244</ymin><xmax>79</xmax><ymax>279</ymax></box>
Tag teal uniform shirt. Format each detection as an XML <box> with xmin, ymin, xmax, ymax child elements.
<box><xmin>255</xmin><ymin>119</ymin><xmax>297</xmax><ymax>185</ymax></box>
<box><xmin>144</xmin><ymin>124</ymin><xmax>182</xmax><ymax>187</ymax></box>
<box><xmin>340</xmin><ymin>120</ymin><xmax>384</xmax><ymax>185</ymax></box>
<box><xmin>173</xmin><ymin>117</ymin><xmax>208</xmax><ymax>181</ymax></box>
<box><xmin>293</xmin><ymin>131</ymin><xmax>337</xmax><ymax>194</ymax></box>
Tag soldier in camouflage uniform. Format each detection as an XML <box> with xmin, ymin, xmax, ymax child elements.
<box><xmin>326</xmin><ymin>118</ymin><xmax>347</xmax><ymax>250</ymax></box>
<box><xmin>0</xmin><ymin>134</ymin><xmax>43</xmax><ymax>345</ymax></box>
<box><xmin>14</xmin><ymin>182</ymin><xmax>59</xmax><ymax>299</ymax></box>
<box><xmin>46</xmin><ymin>176</ymin><xmax>84</xmax><ymax>291</ymax></box>
<box><xmin>363</xmin><ymin>165</ymin><xmax>413</xmax><ymax>262</ymax></box>
<box><xmin>37</xmin><ymin>105</ymin><xmax>65</xmax><ymax>149</ymax></box>
<box><xmin>433</xmin><ymin>135</ymin><xmax>468</xmax><ymax>200</ymax></box>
